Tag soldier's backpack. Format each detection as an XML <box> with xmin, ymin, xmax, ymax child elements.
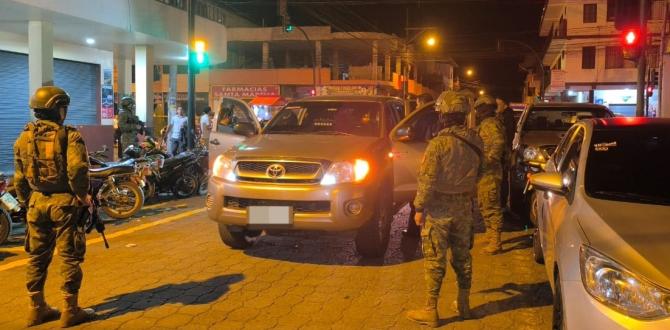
<box><xmin>22</xmin><ymin>122</ymin><xmax>69</xmax><ymax>192</ymax></box>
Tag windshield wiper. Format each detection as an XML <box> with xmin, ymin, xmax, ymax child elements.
<box><xmin>592</xmin><ymin>191</ymin><xmax>670</xmax><ymax>205</ymax></box>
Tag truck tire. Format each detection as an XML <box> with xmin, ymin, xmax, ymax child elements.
<box><xmin>0</xmin><ymin>210</ymin><xmax>10</xmax><ymax>246</ymax></box>
<box><xmin>217</xmin><ymin>224</ymin><xmax>261</xmax><ymax>249</ymax></box>
<box><xmin>355</xmin><ymin>186</ymin><xmax>393</xmax><ymax>258</ymax></box>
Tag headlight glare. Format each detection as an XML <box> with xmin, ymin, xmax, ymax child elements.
<box><xmin>212</xmin><ymin>155</ymin><xmax>236</xmax><ymax>182</ymax></box>
<box><xmin>320</xmin><ymin>159</ymin><xmax>369</xmax><ymax>185</ymax></box>
<box><xmin>580</xmin><ymin>245</ymin><xmax>670</xmax><ymax>319</ymax></box>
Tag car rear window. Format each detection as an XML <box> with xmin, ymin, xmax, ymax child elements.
<box><xmin>524</xmin><ymin>106</ymin><xmax>612</xmax><ymax>131</ymax></box>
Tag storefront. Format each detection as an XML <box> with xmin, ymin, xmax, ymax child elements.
<box><xmin>0</xmin><ymin>50</ymin><xmax>101</xmax><ymax>173</ymax></box>
<box><xmin>594</xmin><ymin>88</ymin><xmax>659</xmax><ymax>117</ymax></box>
<box><xmin>210</xmin><ymin>85</ymin><xmax>280</xmax><ymax>116</ymax></box>
<box><xmin>248</xmin><ymin>96</ymin><xmax>286</xmax><ymax>121</ymax></box>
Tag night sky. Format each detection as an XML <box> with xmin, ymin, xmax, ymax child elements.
<box><xmin>218</xmin><ymin>0</ymin><xmax>546</xmax><ymax>102</ymax></box>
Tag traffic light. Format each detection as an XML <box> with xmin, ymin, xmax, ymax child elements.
<box><xmin>652</xmin><ymin>68</ymin><xmax>659</xmax><ymax>85</ymax></box>
<box><xmin>621</xmin><ymin>28</ymin><xmax>643</xmax><ymax>61</ymax></box>
<box><xmin>646</xmin><ymin>85</ymin><xmax>654</xmax><ymax>97</ymax></box>
<box><xmin>282</xmin><ymin>15</ymin><xmax>294</xmax><ymax>33</ymax></box>
<box><xmin>190</xmin><ymin>39</ymin><xmax>209</xmax><ymax>74</ymax></box>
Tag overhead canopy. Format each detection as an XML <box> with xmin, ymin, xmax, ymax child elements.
<box><xmin>249</xmin><ymin>96</ymin><xmax>284</xmax><ymax>106</ymax></box>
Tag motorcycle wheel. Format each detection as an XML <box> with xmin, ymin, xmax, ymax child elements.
<box><xmin>143</xmin><ymin>179</ymin><xmax>157</xmax><ymax>201</ymax></box>
<box><xmin>0</xmin><ymin>210</ymin><xmax>10</xmax><ymax>245</ymax></box>
<box><xmin>173</xmin><ymin>173</ymin><xmax>198</xmax><ymax>198</ymax></box>
<box><xmin>101</xmin><ymin>181</ymin><xmax>145</xmax><ymax>219</ymax></box>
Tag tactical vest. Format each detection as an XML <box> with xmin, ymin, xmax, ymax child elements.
<box><xmin>22</xmin><ymin>122</ymin><xmax>71</xmax><ymax>193</ymax></box>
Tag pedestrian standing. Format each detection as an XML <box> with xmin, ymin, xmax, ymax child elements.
<box><xmin>117</xmin><ymin>96</ymin><xmax>140</xmax><ymax>152</ymax></box>
<box><xmin>474</xmin><ymin>95</ymin><xmax>506</xmax><ymax>254</ymax></box>
<box><xmin>167</xmin><ymin>106</ymin><xmax>188</xmax><ymax>155</ymax></box>
<box><xmin>406</xmin><ymin>91</ymin><xmax>483</xmax><ymax>327</ymax></box>
<box><xmin>200</xmin><ymin>106</ymin><xmax>212</xmax><ymax>147</ymax></box>
<box><xmin>496</xmin><ymin>98</ymin><xmax>515</xmax><ymax>210</ymax></box>
<box><xmin>14</xmin><ymin>86</ymin><xmax>96</xmax><ymax>327</ymax></box>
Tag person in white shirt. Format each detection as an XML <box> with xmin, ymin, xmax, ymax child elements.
<box><xmin>200</xmin><ymin>106</ymin><xmax>212</xmax><ymax>147</ymax></box>
<box><xmin>167</xmin><ymin>106</ymin><xmax>188</xmax><ymax>155</ymax></box>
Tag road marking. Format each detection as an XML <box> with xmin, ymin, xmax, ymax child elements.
<box><xmin>0</xmin><ymin>208</ymin><xmax>206</xmax><ymax>272</ymax></box>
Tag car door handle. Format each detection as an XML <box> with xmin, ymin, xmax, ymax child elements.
<box><xmin>210</xmin><ymin>139</ymin><xmax>220</xmax><ymax>145</ymax></box>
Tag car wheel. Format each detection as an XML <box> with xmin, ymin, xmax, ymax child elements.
<box><xmin>0</xmin><ymin>210</ymin><xmax>11</xmax><ymax>246</ymax></box>
<box><xmin>532</xmin><ymin>228</ymin><xmax>544</xmax><ymax>264</ymax></box>
<box><xmin>217</xmin><ymin>223</ymin><xmax>261</xmax><ymax>249</ymax></box>
<box><xmin>552</xmin><ymin>272</ymin><xmax>566</xmax><ymax>330</ymax></box>
<box><xmin>355</xmin><ymin>185</ymin><xmax>392</xmax><ymax>258</ymax></box>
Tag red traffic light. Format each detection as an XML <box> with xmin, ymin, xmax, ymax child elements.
<box><xmin>646</xmin><ymin>85</ymin><xmax>654</xmax><ymax>97</ymax></box>
<box><xmin>624</xmin><ymin>29</ymin><xmax>638</xmax><ymax>46</ymax></box>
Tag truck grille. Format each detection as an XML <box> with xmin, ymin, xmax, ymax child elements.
<box><xmin>224</xmin><ymin>197</ymin><xmax>330</xmax><ymax>213</ymax></box>
<box><xmin>235</xmin><ymin>160</ymin><xmax>323</xmax><ymax>183</ymax></box>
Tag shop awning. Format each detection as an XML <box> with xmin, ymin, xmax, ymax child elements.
<box><xmin>249</xmin><ymin>96</ymin><xmax>284</xmax><ymax>106</ymax></box>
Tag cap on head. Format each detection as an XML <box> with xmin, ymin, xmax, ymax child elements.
<box><xmin>436</xmin><ymin>91</ymin><xmax>470</xmax><ymax>114</ymax></box>
<box><xmin>29</xmin><ymin>86</ymin><xmax>70</xmax><ymax>111</ymax></box>
<box><xmin>474</xmin><ymin>95</ymin><xmax>496</xmax><ymax>109</ymax></box>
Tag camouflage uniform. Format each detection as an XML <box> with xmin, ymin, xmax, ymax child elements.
<box><xmin>477</xmin><ymin>116</ymin><xmax>506</xmax><ymax>252</ymax></box>
<box><xmin>117</xmin><ymin>107</ymin><xmax>139</xmax><ymax>152</ymax></box>
<box><xmin>14</xmin><ymin>120</ymin><xmax>90</xmax><ymax>295</ymax></box>
<box><xmin>414</xmin><ymin>125</ymin><xmax>482</xmax><ymax>298</ymax></box>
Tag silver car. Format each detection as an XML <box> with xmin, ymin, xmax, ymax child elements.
<box><xmin>530</xmin><ymin>118</ymin><xmax>670</xmax><ymax>329</ymax></box>
<box><xmin>206</xmin><ymin>96</ymin><xmax>446</xmax><ymax>257</ymax></box>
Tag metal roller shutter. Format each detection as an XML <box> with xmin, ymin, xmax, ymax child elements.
<box><xmin>0</xmin><ymin>51</ymin><xmax>99</xmax><ymax>173</ymax></box>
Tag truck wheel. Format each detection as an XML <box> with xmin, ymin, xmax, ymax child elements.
<box><xmin>217</xmin><ymin>224</ymin><xmax>260</xmax><ymax>249</ymax></box>
<box><xmin>532</xmin><ymin>228</ymin><xmax>544</xmax><ymax>264</ymax></box>
<box><xmin>355</xmin><ymin>187</ymin><xmax>392</xmax><ymax>258</ymax></box>
<box><xmin>0</xmin><ymin>210</ymin><xmax>10</xmax><ymax>246</ymax></box>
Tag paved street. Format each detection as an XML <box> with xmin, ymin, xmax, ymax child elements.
<box><xmin>0</xmin><ymin>196</ymin><xmax>552</xmax><ymax>329</ymax></box>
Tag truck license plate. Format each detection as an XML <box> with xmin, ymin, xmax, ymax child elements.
<box><xmin>247</xmin><ymin>206</ymin><xmax>293</xmax><ymax>225</ymax></box>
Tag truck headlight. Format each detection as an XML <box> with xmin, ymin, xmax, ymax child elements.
<box><xmin>580</xmin><ymin>245</ymin><xmax>670</xmax><ymax>320</ymax></box>
<box><xmin>320</xmin><ymin>159</ymin><xmax>369</xmax><ymax>186</ymax></box>
<box><xmin>212</xmin><ymin>155</ymin><xmax>236</xmax><ymax>182</ymax></box>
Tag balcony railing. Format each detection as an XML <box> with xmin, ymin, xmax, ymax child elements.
<box><xmin>155</xmin><ymin>0</ymin><xmax>226</xmax><ymax>25</ymax></box>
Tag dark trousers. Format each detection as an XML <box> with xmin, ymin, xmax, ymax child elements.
<box><xmin>170</xmin><ymin>137</ymin><xmax>184</xmax><ymax>155</ymax></box>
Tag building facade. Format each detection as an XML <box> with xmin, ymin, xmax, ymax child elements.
<box><xmin>538</xmin><ymin>0</ymin><xmax>666</xmax><ymax>116</ymax></box>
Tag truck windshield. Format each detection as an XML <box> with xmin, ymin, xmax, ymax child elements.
<box><xmin>524</xmin><ymin>107</ymin><xmax>612</xmax><ymax>131</ymax></box>
<box><xmin>585</xmin><ymin>128</ymin><xmax>670</xmax><ymax>206</ymax></box>
<box><xmin>264</xmin><ymin>101</ymin><xmax>381</xmax><ymax>137</ymax></box>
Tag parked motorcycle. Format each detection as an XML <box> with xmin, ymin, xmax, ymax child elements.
<box><xmin>0</xmin><ymin>173</ymin><xmax>24</xmax><ymax>245</ymax></box>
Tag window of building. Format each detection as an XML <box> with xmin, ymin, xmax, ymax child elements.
<box><xmin>606</xmin><ymin>0</ymin><xmax>616</xmax><ymax>21</ymax></box>
<box><xmin>584</xmin><ymin>3</ymin><xmax>598</xmax><ymax>23</ymax></box>
<box><xmin>648</xmin><ymin>46</ymin><xmax>660</xmax><ymax>68</ymax></box>
<box><xmin>651</xmin><ymin>0</ymin><xmax>665</xmax><ymax>20</ymax></box>
<box><xmin>605</xmin><ymin>46</ymin><xmax>624</xmax><ymax>69</ymax></box>
<box><xmin>582</xmin><ymin>47</ymin><xmax>596</xmax><ymax>69</ymax></box>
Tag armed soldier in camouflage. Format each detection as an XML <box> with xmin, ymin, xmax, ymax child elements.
<box><xmin>474</xmin><ymin>95</ymin><xmax>506</xmax><ymax>254</ymax></box>
<box><xmin>14</xmin><ymin>86</ymin><xmax>96</xmax><ymax>327</ymax></box>
<box><xmin>117</xmin><ymin>96</ymin><xmax>140</xmax><ymax>152</ymax></box>
<box><xmin>406</xmin><ymin>91</ymin><xmax>483</xmax><ymax>327</ymax></box>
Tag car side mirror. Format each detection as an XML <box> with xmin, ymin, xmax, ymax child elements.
<box><xmin>529</xmin><ymin>172</ymin><xmax>565</xmax><ymax>194</ymax></box>
<box><xmin>394</xmin><ymin>126</ymin><xmax>412</xmax><ymax>142</ymax></box>
<box><xmin>233</xmin><ymin>122</ymin><xmax>257</xmax><ymax>137</ymax></box>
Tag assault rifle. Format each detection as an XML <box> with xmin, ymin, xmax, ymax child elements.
<box><xmin>82</xmin><ymin>196</ymin><xmax>109</xmax><ymax>248</ymax></box>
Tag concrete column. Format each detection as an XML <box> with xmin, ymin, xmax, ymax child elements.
<box><xmin>371</xmin><ymin>41</ymin><xmax>379</xmax><ymax>81</ymax></box>
<box><xmin>395</xmin><ymin>55</ymin><xmax>402</xmax><ymax>75</ymax></box>
<box><xmin>661</xmin><ymin>53</ymin><xmax>670</xmax><ymax>117</ymax></box>
<box><xmin>168</xmin><ymin>65</ymin><xmax>178</xmax><ymax>121</ymax></box>
<box><xmin>332</xmin><ymin>49</ymin><xmax>340</xmax><ymax>80</ymax></box>
<box><xmin>134</xmin><ymin>45</ymin><xmax>154</xmax><ymax>128</ymax></box>
<box><xmin>262</xmin><ymin>42</ymin><xmax>270</xmax><ymax>69</ymax></box>
<box><xmin>384</xmin><ymin>54</ymin><xmax>391</xmax><ymax>81</ymax></box>
<box><xmin>115</xmin><ymin>52</ymin><xmax>132</xmax><ymax>97</ymax></box>
<box><xmin>28</xmin><ymin>21</ymin><xmax>53</xmax><ymax>96</ymax></box>
<box><xmin>315</xmin><ymin>41</ymin><xmax>322</xmax><ymax>85</ymax></box>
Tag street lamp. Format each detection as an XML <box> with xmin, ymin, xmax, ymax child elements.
<box><xmin>479</xmin><ymin>89</ymin><xmax>485</xmax><ymax>96</ymax></box>
<box><xmin>425</xmin><ymin>36</ymin><xmax>437</xmax><ymax>47</ymax></box>
<box><xmin>466</xmin><ymin>68</ymin><xmax>474</xmax><ymax>77</ymax></box>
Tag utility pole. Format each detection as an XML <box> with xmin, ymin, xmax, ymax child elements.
<box><xmin>636</xmin><ymin>0</ymin><xmax>647</xmax><ymax>117</ymax></box>
<box><xmin>187</xmin><ymin>0</ymin><xmax>197</xmax><ymax>149</ymax></box>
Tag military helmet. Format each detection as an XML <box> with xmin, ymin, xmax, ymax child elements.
<box><xmin>120</xmin><ymin>96</ymin><xmax>135</xmax><ymax>110</ymax></box>
<box><xmin>435</xmin><ymin>91</ymin><xmax>470</xmax><ymax>114</ymax></box>
<box><xmin>474</xmin><ymin>95</ymin><xmax>496</xmax><ymax>109</ymax></box>
<box><xmin>29</xmin><ymin>86</ymin><xmax>70</xmax><ymax>110</ymax></box>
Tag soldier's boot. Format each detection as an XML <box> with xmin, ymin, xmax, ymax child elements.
<box><xmin>60</xmin><ymin>293</ymin><xmax>95</xmax><ymax>328</ymax></box>
<box><xmin>27</xmin><ymin>291</ymin><xmax>60</xmax><ymax>327</ymax></box>
<box><xmin>482</xmin><ymin>232</ymin><xmax>502</xmax><ymax>255</ymax></box>
<box><xmin>457</xmin><ymin>289</ymin><xmax>472</xmax><ymax>320</ymax></box>
<box><xmin>406</xmin><ymin>297</ymin><xmax>438</xmax><ymax>328</ymax></box>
